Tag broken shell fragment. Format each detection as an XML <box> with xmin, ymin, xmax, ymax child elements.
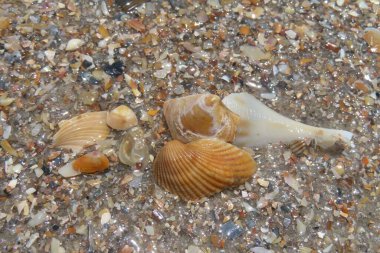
<box><xmin>222</xmin><ymin>92</ymin><xmax>353</xmax><ymax>149</ymax></box>
<box><xmin>58</xmin><ymin>151</ymin><xmax>110</xmax><ymax>177</ymax></box>
<box><xmin>106</xmin><ymin>105</ymin><xmax>138</xmax><ymax>130</ymax></box>
<box><xmin>153</xmin><ymin>139</ymin><xmax>256</xmax><ymax>200</ymax></box>
<box><xmin>52</xmin><ymin>111</ymin><xmax>110</xmax><ymax>152</ymax></box>
<box><xmin>118</xmin><ymin>127</ymin><xmax>149</xmax><ymax>167</ymax></box>
<box><xmin>65</xmin><ymin>38</ymin><xmax>85</xmax><ymax>51</ymax></box>
<box><xmin>363</xmin><ymin>28</ymin><xmax>380</xmax><ymax>53</ymax></box>
<box><xmin>163</xmin><ymin>94</ymin><xmax>240</xmax><ymax>143</ymax></box>
<box><xmin>58</xmin><ymin>162</ymin><xmax>81</xmax><ymax>178</ymax></box>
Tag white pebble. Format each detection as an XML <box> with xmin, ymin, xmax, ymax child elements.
<box><xmin>285</xmin><ymin>30</ymin><xmax>297</xmax><ymax>39</ymax></box>
<box><xmin>26</xmin><ymin>188</ymin><xmax>36</xmax><ymax>194</ymax></box>
<box><xmin>336</xmin><ymin>0</ymin><xmax>344</xmax><ymax>6</ymax></box>
<box><xmin>34</xmin><ymin>167</ymin><xmax>44</xmax><ymax>178</ymax></box>
<box><xmin>28</xmin><ymin>210</ymin><xmax>47</xmax><ymax>227</ymax></box>
<box><xmin>101</xmin><ymin>212</ymin><xmax>111</xmax><ymax>225</ymax></box>
<box><xmin>257</xmin><ymin>178</ymin><xmax>270</xmax><ymax>188</ymax></box>
<box><xmin>145</xmin><ymin>225</ymin><xmax>155</xmax><ymax>236</ymax></box>
<box><xmin>251</xmin><ymin>247</ymin><xmax>274</xmax><ymax>253</ymax></box>
<box><xmin>12</xmin><ymin>164</ymin><xmax>23</xmax><ymax>174</ymax></box>
<box><xmin>51</xmin><ymin>238</ymin><xmax>66</xmax><ymax>253</ymax></box>
<box><xmin>26</xmin><ymin>233</ymin><xmax>39</xmax><ymax>248</ymax></box>
<box><xmin>65</xmin><ymin>39</ymin><xmax>85</xmax><ymax>51</ymax></box>
<box><xmin>186</xmin><ymin>245</ymin><xmax>202</xmax><ymax>253</ymax></box>
<box><xmin>44</xmin><ymin>50</ymin><xmax>56</xmax><ymax>63</ymax></box>
<box><xmin>296</xmin><ymin>219</ymin><xmax>306</xmax><ymax>235</ymax></box>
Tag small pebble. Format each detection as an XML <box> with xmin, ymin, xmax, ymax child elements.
<box><xmin>103</xmin><ymin>61</ymin><xmax>124</xmax><ymax>77</ymax></box>
<box><xmin>65</xmin><ymin>39</ymin><xmax>85</xmax><ymax>51</ymax></box>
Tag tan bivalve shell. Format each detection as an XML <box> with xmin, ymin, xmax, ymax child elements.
<box><xmin>163</xmin><ymin>94</ymin><xmax>240</xmax><ymax>143</ymax></box>
<box><xmin>153</xmin><ymin>139</ymin><xmax>256</xmax><ymax>200</ymax></box>
<box><xmin>363</xmin><ymin>28</ymin><xmax>380</xmax><ymax>53</ymax></box>
<box><xmin>58</xmin><ymin>151</ymin><xmax>110</xmax><ymax>178</ymax></box>
<box><xmin>106</xmin><ymin>105</ymin><xmax>138</xmax><ymax>130</ymax></box>
<box><xmin>52</xmin><ymin>111</ymin><xmax>110</xmax><ymax>152</ymax></box>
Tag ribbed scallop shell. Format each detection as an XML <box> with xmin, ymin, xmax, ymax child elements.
<box><xmin>163</xmin><ymin>94</ymin><xmax>240</xmax><ymax>143</ymax></box>
<box><xmin>52</xmin><ymin>111</ymin><xmax>110</xmax><ymax>152</ymax></box>
<box><xmin>153</xmin><ymin>139</ymin><xmax>256</xmax><ymax>200</ymax></box>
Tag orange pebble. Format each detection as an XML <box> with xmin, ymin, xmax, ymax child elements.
<box><xmin>239</xmin><ymin>25</ymin><xmax>251</xmax><ymax>36</ymax></box>
<box><xmin>73</xmin><ymin>151</ymin><xmax>109</xmax><ymax>173</ymax></box>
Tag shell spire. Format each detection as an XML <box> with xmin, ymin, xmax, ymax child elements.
<box><xmin>163</xmin><ymin>94</ymin><xmax>240</xmax><ymax>143</ymax></box>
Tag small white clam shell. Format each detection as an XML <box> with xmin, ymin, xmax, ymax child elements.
<box><xmin>106</xmin><ymin>105</ymin><xmax>138</xmax><ymax>130</ymax></box>
<box><xmin>65</xmin><ymin>39</ymin><xmax>85</xmax><ymax>51</ymax></box>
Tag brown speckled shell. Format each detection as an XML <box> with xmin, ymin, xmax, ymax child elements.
<box><xmin>163</xmin><ymin>94</ymin><xmax>240</xmax><ymax>143</ymax></box>
<box><xmin>153</xmin><ymin>139</ymin><xmax>256</xmax><ymax>200</ymax></box>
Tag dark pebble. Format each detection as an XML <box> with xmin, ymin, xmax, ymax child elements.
<box><xmin>49</xmin><ymin>181</ymin><xmax>59</xmax><ymax>189</ymax></box>
<box><xmin>103</xmin><ymin>61</ymin><xmax>124</xmax><ymax>77</ymax></box>
<box><xmin>82</xmin><ymin>60</ymin><xmax>93</xmax><ymax>69</ymax></box>
<box><xmin>280</xmin><ymin>204</ymin><xmax>291</xmax><ymax>213</ymax></box>
<box><xmin>41</xmin><ymin>163</ymin><xmax>51</xmax><ymax>175</ymax></box>
<box><xmin>220</xmin><ymin>221</ymin><xmax>244</xmax><ymax>240</ymax></box>
<box><xmin>272</xmin><ymin>227</ymin><xmax>280</xmax><ymax>237</ymax></box>
<box><xmin>52</xmin><ymin>224</ymin><xmax>59</xmax><ymax>230</ymax></box>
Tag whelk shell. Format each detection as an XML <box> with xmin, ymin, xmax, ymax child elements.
<box><xmin>58</xmin><ymin>151</ymin><xmax>110</xmax><ymax>177</ymax></box>
<box><xmin>222</xmin><ymin>92</ymin><xmax>353</xmax><ymax>149</ymax></box>
<box><xmin>106</xmin><ymin>105</ymin><xmax>138</xmax><ymax>130</ymax></box>
<box><xmin>153</xmin><ymin>139</ymin><xmax>256</xmax><ymax>200</ymax></box>
<box><xmin>52</xmin><ymin>111</ymin><xmax>110</xmax><ymax>152</ymax></box>
<box><xmin>163</xmin><ymin>94</ymin><xmax>240</xmax><ymax>143</ymax></box>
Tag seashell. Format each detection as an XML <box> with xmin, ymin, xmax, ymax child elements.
<box><xmin>73</xmin><ymin>151</ymin><xmax>109</xmax><ymax>173</ymax></box>
<box><xmin>153</xmin><ymin>139</ymin><xmax>256</xmax><ymax>200</ymax></box>
<box><xmin>222</xmin><ymin>92</ymin><xmax>353</xmax><ymax>149</ymax></box>
<box><xmin>363</xmin><ymin>28</ymin><xmax>380</xmax><ymax>53</ymax></box>
<box><xmin>163</xmin><ymin>94</ymin><xmax>240</xmax><ymax>143</ymax></box>
<box><xmin>65</xmin><ymin>38</ymin><xmax>85</xmax><ymax>51</ymax></box>
<box><xmin>58</xmin><ymin>151</ymin><xmax>109</xmax><ymax>177</ymax></box>
<box><xmin>52</xmin><ymin>111</ymin><xmax>110</xmax><ymax>152</ymax></box>
<box><xmin>288</xmin><ymin>140</ymin><xmax>308</xmax><ymax>156</ymax></box>
<box><xmin>106</xmin><ymin>105</ymin><xmax>138</xmax><ymax>130</ymax></box>
<box><xmin>118</xmin><ymin>127</ymin><xmax>149</xmax><ymax>167</ymax></box>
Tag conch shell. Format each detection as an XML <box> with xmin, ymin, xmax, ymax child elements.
<box><xmin>106</xmin><ymin>105</ymin><xmax>138</xmax><ymax>130</ymax></box>
<box><xmin>153</xmin><ymin>139</ymin><xmax>256</xmax><ymax>200</ymax></box>
<box><xmin>52</xmin><ymin>111</ymin><xmax>110</xmax><ymax>152</ymax></box>
<box><xmin>163</xmin><ymin>94</ymin><xmax>240</xmax><ymax>143</ymax></box>
<box><xmin>222</xmin><ymin>92</ymin><xmax>353</xmax><ymax>149</ymax></box>
<box><xmin>58</xmin><ymin>151</ymin><xmax>110</xmax><ymax>178</ymax></box>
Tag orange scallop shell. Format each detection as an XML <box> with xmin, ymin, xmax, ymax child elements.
<box><xmin>73</xmin><ymin>151</ymin><xmax>110</xmax><ymax>173</ymax></box>
<box><xmin>163</xmin><ymin>94</ymin><xmax>240</xmax><ymax>143</ymax></box>
<box><xmin>153</xmin><ymin>139</ymin><xmax>256</xmax><ymax>200</ymax></box>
